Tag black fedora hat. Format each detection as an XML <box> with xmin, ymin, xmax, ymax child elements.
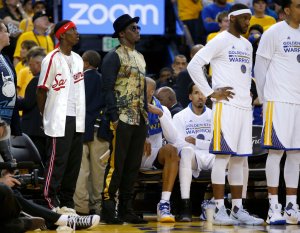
<box><xmin>112</xmin><ymin>14</ymin><xmax>139</xmax><ymax>38</ymax></box>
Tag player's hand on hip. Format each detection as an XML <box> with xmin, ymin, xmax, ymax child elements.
<box><xmin>211</xmin><ymin>87</ymin><xmax>234</xmax><ymax>101</ymax></box>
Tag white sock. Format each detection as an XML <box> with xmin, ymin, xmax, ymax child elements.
<box><xmin>231</xmin><ymin>199</ymin><xmax>242</xmax><ymax>210</ymax></box>
<box><xmin>286</xmin><ymin>195</ymin><xmax>297</xmax><ymax>206</ymax></box>
<box><xmin>215</xmin><ymin>199</ymin><xmax>224</xmax><ymax>209</ymax></box>
<box><xmin>55</xmin><ymin>215</ymin><xmax>69</xmax><ymax>226</ymax></box>
<box><xmin>269</xmin><ymin>194</ymin><xmax>279</xmax><ymax>206</ymax></box>
<box><xmin>161</xmin><ymin>191</ymin><xmax>171</xmax><ymax>202</ymax></box>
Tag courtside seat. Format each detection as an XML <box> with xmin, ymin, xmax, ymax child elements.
<box><xmin>10</xmin><ymin>133</ymin><xmax>44</xmax><ymax>169</ymax></box>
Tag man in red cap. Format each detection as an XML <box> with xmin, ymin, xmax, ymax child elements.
<box><xmin>37</xmin><ymin>20</ymin><xmax>86</xmax><ymax>215</ymax></box>
<box><xmin>101</xmin><ymin>14</ymin><xmax>148</xmax><ymax>224</ymax></box>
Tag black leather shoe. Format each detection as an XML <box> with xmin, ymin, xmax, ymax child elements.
<box><xmin>101</xmin><ymin>200</ymin><xmax>123</xmax><ymax>224</ymax></box>
<box><xmin>3</xmin><ymin>216</ymin><xmax>46</xmax><ymax>233</ymax></box>
<box><xmin>121</xmin><ymin>211</ymin><xmax>148</xmax><ymax>224</ymax></box>
<box><xmin>119</xmin><ymin>199</ymin><xmax>148</xmax><ymax>224</ymax></box>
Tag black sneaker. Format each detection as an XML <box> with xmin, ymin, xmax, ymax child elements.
<box><xmin>101</xmin><ymin>200</ymin><xmax>123</xmax><ymax>224</ymax></box>
<box><xmin>67</xmin><ymin>215</ymin><xmax>100</xmax><ymax>230</ymax></box>
<box><xmin>177</xmin><ymin>199</ymin><xmax>192</xmax><ymax>222</ymax></box>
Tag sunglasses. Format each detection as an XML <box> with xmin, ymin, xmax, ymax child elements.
<box><xmin>129</xmin><ymin>25</ymin><xmax>141</xmax><ymax>32</ymax></box>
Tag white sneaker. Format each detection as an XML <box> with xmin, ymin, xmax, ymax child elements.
<box><xmin>57</xmin><ymin>206</ymin><xmax>78</xmax><ymax>216</ymax></box>
<box><xmin>52</xmin><ymin>207</ymin><xmax>60</xmax><ymax>213</ymax></box>
<box><xmin>213</xmin><ymin>205</ymin><xmax>238</xmax><ymax>225</ymax></box>
<box><xmin>266</xmin><ymin>204</ymin><xmax>286</xmax><ymax>225</ymax></box>
<box><xmin>66</xmin><ymin>215</ymin><xmax>100</xmax><ymax>230</ymax></box>
<box><xmin>230</xmin><ymin>205</ymin><xmax>264</xmax><ymax>225</ymax></box>
<box><xmin>284</xmin><ymin>202</ymin><xmax>300</xmax><ymax>224</ymax></box>
<box><xmin>157</xmin><ymin>201</ymin><xmax>175</xmax><ymax>223</ymax></box>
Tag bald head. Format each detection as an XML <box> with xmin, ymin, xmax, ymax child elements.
<box><xmin>146</xmin><ymin>77</ymin><xmax>156</xmax><ymax>103</ymax></box>
<box><xmin>190</xmin><ymin>44</ymin><xmax>204</xmax><ymax>59</ymax></box>
<box><xmin>155</xmin><ymin>87</ymin><xmax>177</xmax><ymax>109</ymax></box>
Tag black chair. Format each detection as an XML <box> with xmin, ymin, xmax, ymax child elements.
<box><xmin>9</xmin><ymin>133</ymin><xmax>45</xmax><ymax>201</ymax></box>
<box><xmin>10</xmin><ymin>133</ymin><xmax>44</xmax><ymax>170</ymax></box>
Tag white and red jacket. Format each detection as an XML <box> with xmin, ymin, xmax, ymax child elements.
<box><xmin>38</xmin><ymin>48</ymin><xmax>85</xmax><ymax>137</ymax></box>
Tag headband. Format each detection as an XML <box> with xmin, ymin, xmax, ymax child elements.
<box><xmin>228</xmin><ymin>9</ymin><xmax>252</xmax><ymax>19</ymax></box>
<box><xmin>55</xmin><ymin>21</ymin><xmax>76</xmax><ymax>40</ymax></box>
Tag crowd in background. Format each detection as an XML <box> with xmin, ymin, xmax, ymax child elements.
<box><xmin>0</xmin><ymin>0</ymin><xmax>296</xmax><ymax>230</ymax></box>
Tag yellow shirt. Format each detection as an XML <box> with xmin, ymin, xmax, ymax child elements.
<box><xmin>206</xmin><ymin>32</ymin><xmax>220</xmax><ymax>43</ymax></box>
<box><xmin>14</xmin><ymin>31</ymin><xmax>54</xmax><ymax>58</ymax></box>
<box><xmin>15</xmin><ymin>61</ymin><xmax>26</xmax><ymax>75</ymax></box>
<box><xmin>178</xmin><ymin>0</ymin><xmax>202</xmax><ymax>21</ymax></box>
<box><xmin>19</xmin><ymin>18</ymin><xmax>34</xmax><ymax>32</ymax></box>
<box><xmin>246</xmin><ymin>15</ymin><xmax>276</xmax><ymax>37</ymax></box>
<box><xmin>17</xmin><ymin>66</ymin><xmax>33</xmax><ymax>98</ymax></box>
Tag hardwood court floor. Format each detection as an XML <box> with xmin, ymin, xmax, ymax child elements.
<box><xmin>26</xmin><ymin>220</ymin><xmax>300</xmax><ymax>233</ymax></box>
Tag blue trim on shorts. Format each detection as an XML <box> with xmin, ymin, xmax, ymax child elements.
<box><xmin>232</xmin><ymin>153</ymin><xmax>253</xmax><ymax>157</ymax></box>
<box><xmin>209</xmin><ymin>150</ymin><xmax>237</xmax><ymax>155</ymax></box>
<box><xmin>261</xmin><ymin>124</ymin><xmax>285</xmax><ymax>150</ymax></box>
<box><xmin>209</xmin><ymin>131</ymin><xmax>235</xmax><ymax>155</ymax></box>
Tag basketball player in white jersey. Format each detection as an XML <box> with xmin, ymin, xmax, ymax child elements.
<box><xmin>187</xmin><ymin>4</ymin><xmax>264</xmax><ymax>225</ymax></box>
<box><xmin>173</xmin><ymin>83</ymin><xmax>215</xmax><ymax>222</ymax></box>
<box><xmin>254</xmin><ymin>0</ymin><xmax>300</xmax><ymax>225</ymax></box>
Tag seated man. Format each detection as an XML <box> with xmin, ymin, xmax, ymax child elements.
<box><xmin>156</xmin><ymin>86</ymin><xmax>183</xmax><ymax>117</ymax></box>
<box><xmin>173</xmin><ymin>83</ymin><xmax>215</xmax><ymax>222</ymax></box>
<box><xmin>0</xmin><ymin>173</ymin><xmax>100</xmax><ymax>232</ymax></box>
<box><xmin>140</xmin><ymin>77</ymin><xmax>179</xmax><ymax>223</ymax></box>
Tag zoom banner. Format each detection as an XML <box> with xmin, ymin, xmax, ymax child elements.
<box><xmin>62</xmin><ymin>0</ymin><xmax>165</xmax><ymax>35</ymax></box>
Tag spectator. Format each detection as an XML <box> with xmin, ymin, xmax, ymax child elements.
<box><xmin>177</xmin><ymin>0</ymin><xmax>203</xmax><ymax>43</ymax></box>
<box><xmin>13</xmin><ymin>10</ymin><xmax>54</xmax><ymax>66</ymax></box>
<box><xmin>0</xmin><ymin>175</ymin><xmax>99</xmax><ymax>232</ymax></box>
<box><xmin>156</xmin><ymin>86</ymin><xmax>183</xmax><ymax>117</ymax></box>
<box><xmin>174</xmin><ymin>83</ymin><xmax>214</xmax><ymax>222</ymax></box>
<box><xmin>176</xmin><ymin>44</ymin><xmax>211</xmax><ymax>108</ymax></box>
<box><xmin>0</xmin><ymin>0</ymin><xmax>28</xmax><ymax>27</ymax></box>
<box><xmin>0</xmin><ymin>20</ymin><xmax>21</xmax><ymax>155</ymax></box>
<box><xmin>36</xmin><ymin>20</ymin><xmax>85</xmax><ymax>211</ymax></box>
<box><xmin>101</xmin><ymin>14</ymin><xmax>148</xmax><ymax>224</ymax></box>
<box><xmin>73</xmin><ymin>50</ymin><xmax>110</xmax><ymax>215</ymax></box>
<box><xmin>22</xmin><ymin>0</ymin><xmax>33</xmax><ymax>18</ymax></box>
<box><xmin>206</xmin><ymin>11</ymin><xmax>229</xmax><ymax>42</ymax></box>
<box><xmin>17</xmin><ymin>43</ymin><xmax>42</xmax><ymax>98</ymax></box>
<box><xmin>18</xmin><ymin>47</ymin><xmax>47</xmax><ymax>164</ymax></box>
<box><xmin>19</xmin><ymin>0</ymin><xmax>47</xmax><ymax>33</ymax></box>
<box><xmin>156</xmin><ymin>67</ymin><xmax>175</xmax><ymax>90</ymax></box>
<box><xmin>172</xmin><ymin>54</ymin><xmax>187</xmax><ymax>79</ymax></box>
<box><xmin>201</xmin><ymin>0</ymin><xmax>231</xmax><ymax>34</ymax></box>
<box><xmin>0</xmin><ymin>0</ymin><xmax>27</xmax><ymax>60</ymax></box>
<box><xmin>254</xmin><ymin>0</ymin><xmax>300</xmax><ymax>224</ymax></box>
<box><xmin>188</xmin><ymin>4</ymin><xmax>264</xmax><ymax>225</ymax></box>
<box><xmin>247</xmin><ymin>0</ymin><xmax>276</xmax><ymax>36</ymax></box>
<box><xmin>141</xmin><ymin>77</ymin><xmax>179</xmax><ymax>223</ymax></box>
<box><xmin>247</xmin><ymin>24</ymin><xmax>263</xmax><ymax>125</ymax></box>
<box><xmin>15</xmin><ymin>40</ymin><xmax>37</xmax><ymax>75</ymax></box>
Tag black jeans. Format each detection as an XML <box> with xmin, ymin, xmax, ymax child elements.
<box><xmin>102</xmin><ymin>119</ymin><xmax>147</xmax><ymax>201</ymax></box>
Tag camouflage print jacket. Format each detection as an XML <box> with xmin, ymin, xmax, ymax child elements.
<box><xmin>102</xmin><ymin>44</ymin><xmax>148</xmax><ymax>126</ymax></box>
